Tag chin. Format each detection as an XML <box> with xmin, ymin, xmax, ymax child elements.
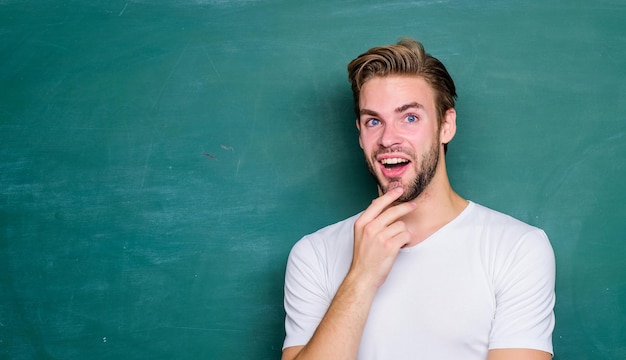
<box><xmin>385</xmin><ymin>181</ymin><xmax>403</xmax><ymax>192</ymax></box>
<box><xmin>379</xmin><ymin>178</ymin><xmax>404</xmax><ymax>196</ymax></box>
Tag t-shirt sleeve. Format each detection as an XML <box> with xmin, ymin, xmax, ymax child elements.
<box><xmin>283</xmin><ymin>236</ymin><xmax>331</xmax><ymax>350</ymax></box>
<box><xmin>489</xmin><ymin>229</ymin><xmax>556</xmax><ymax>354</ymax></box>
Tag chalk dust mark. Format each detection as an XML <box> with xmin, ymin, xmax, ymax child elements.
<box><xmin>140</xmin><ymin>141</ymin><xmax>155</xmax><ymax>189</ymax></box>
<box><xmin>235</xmin><ymin>159</ymin><xmax>241</xmax><ymax>177</ymax></box>
<box><xmin>150</xmin><ymin>45</ymin><xmax>188</xmax><ymax>112</ymax></box>
<box><xmin>203</xmin><ymin>46</ymin><xmax>221</xmax><ymax>78</ymax></box>
<box><xmin>166</xmin><ymin>325</ymin><xmax>244</xmax><ymax>332</ymax></box>
<box><xmin>32</xmin><ymin>40</ymin><xmax>69</xmax><ymax>52</ymax></box>
<box><xmin>204</xmin><ymin>153</ymin><xmax>217</xmax><ymax>159</ymax></box>
<box><xmin>140</xmin><ymin>46</ymin><xmax>188</xmax><ymax>188</ymax></box>
<box><xmin>220</xmin><ymin>145</ymin><xmax>234</xmax><ymax>151</ymax></box>
<box><xmin>119</xmin><ymin>3</ymin><xmax>128</xmax><ymax>16</ymax></box>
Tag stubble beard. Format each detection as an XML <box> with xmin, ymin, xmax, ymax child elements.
<box><xmin>366</xmin><ymin>142</ymin><xmax>440</xmax><ymax>203</ymax></box>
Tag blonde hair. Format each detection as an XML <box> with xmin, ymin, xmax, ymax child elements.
<box><xmin>347</xmin><ymin>38</ymin><xmax>457</xmax><ymax>128</ymax></box>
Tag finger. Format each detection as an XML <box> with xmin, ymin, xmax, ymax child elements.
<box><xmin>373</xmin><ymin>201</ymin><xmax>417</xmax><ymax>229</ymax></box>
<box><xmin>357</xmin><ymin>187</ymin><xmax>405</xmax><ymax>225</ymax></box>
<box><xmin>356</xmin><ymin>201</ymin><xmax>415</xmax><ymax>249</ymax></box>
<box><xmin>385</xmin><ymin>222</ymin><xmax>412</xmax><ymax>248</ymax></box>
<box><xmin>379</xmin><ymin>221</ymin><xmax>409</xmax><ymax>242</ymax></box>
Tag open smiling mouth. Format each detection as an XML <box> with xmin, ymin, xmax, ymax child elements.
<box><xmin>379</xmin><ymin>157</ymin><xmax>411</xmax><ymax>177</ymax></box>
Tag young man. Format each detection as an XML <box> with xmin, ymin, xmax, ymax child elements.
<box><xmin>282</xmin><ymin>38</ymin><xmax>555</xmax><ymax>359</ymax></box>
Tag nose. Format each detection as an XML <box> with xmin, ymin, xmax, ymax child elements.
<box><xmin>379</xmin><ymin>122</ymin><xmax>401</xmax><ymax>148</ymax></box>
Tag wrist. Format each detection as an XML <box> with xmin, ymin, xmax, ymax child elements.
<box><xmin>340</xmin><ymin>269</ymin><xmax>378</xmax><ymax>304</ymax></box>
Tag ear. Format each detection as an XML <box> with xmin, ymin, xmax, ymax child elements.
<box><xmin>440</xmin><ymin>108</ymin><xmax>457</xmax><ymax>145</ymax></box>
<box><xmin>356</xmin><ymin>119</ymin><xmax>364</xmax><ymax>149</ymax></box>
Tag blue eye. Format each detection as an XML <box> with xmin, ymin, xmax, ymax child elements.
<box><xmin>366</xmin><ymin>118</ymin><xmax>381</xmax><ymax>127</ymax></box>
<box><xmin>406</xmin><ymin>114</ymin><xmax>418</xmax><ymax>123</ymax></box>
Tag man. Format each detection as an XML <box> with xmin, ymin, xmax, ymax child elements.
<box><xmin>282</xmin><ymin>38</ymin><xmax>555</xmax><ymax>359</ymax></box>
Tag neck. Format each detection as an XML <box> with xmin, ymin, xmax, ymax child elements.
<box><xmin>400</xmin><ymin>162</ymin><xmax>468</xmax><ymax>247</ymax></box>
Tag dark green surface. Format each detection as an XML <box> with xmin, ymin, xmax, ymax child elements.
<box><xmin>1</xmin><ymin>1</ymin><xmax>625</xmax><ymax>359</ymax></box>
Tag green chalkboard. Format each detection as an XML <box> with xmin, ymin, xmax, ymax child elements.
<box><xmin>1</xmin><ymin>0</ymin><xmax>625</xmax><ymax>359</ymax></box>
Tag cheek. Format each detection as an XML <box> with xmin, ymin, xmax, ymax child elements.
<box><xmin>359</xmin><ymin>132</ymin><xmax>375</xmax><ymax>150</ymax></box>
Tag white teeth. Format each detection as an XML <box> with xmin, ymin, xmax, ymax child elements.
<box><xmin>380</xmin><ymin>158</ymin><xmax>409</xmax><ymax>165</ymax></box>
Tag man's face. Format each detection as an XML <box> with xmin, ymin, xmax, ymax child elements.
<box><xmin>356</xmin><ymin>75</ymin><xmax>443</xmax><ymax>202</ymax></box>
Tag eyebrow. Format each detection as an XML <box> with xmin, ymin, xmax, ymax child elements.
<box><xmin>395</xmin><ymin>102</ymin><xmax>424</xmax><ymax>113</ymax></box>
<box><xmin>359</xmin><ymin>102</ymin><xmax>424</xmax><ymax>117</ymax></box>
<box><xmin>359</xmin><ymin>108</ymin><xmax>379</xmax><ymax>117</ymax></box>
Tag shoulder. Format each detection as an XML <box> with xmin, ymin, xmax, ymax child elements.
<box><xmin>461</xmin><ymin>202</ymin><xmax>554</xmax><ymax>268</ymax></box>
<box><xmin>287</xmin><ymin>212</ymin><xmax>360</xmax><ymax>264</ymax></box>
<box><xmin>312</xmin><ymin>212</ymin><xmax>361</xmax><ymax>239</ymax></box>
<box><xmin>284</xmin><ymin>213</ymin><xmax>360</xmax><ymax>299</ymax></box>
<box><xmin>464</xmin><ymin>201</ymin><xmax>549</xmax><ymax>243</ymax></box>
<box><xmin>472</xmin><ymin>203</ymin><xmax>556</xmax><ymax>353</ymax></box>
<box><xmin>465</xmin><ymin>201</ymin><xmax>555</xmax><ymax>285</ymax></box>
<box><xmin>467</xmin><ymin>202</ymin><xmax>538</xmax><ymax>230</ymax></box>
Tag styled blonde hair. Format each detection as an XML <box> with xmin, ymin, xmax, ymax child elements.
<box><xmin>347</xmin><ymin>37</ymin><xmax>457</xmax><ymax>129</ymax></box>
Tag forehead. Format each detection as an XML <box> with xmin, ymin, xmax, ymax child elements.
<box><xmin>359</xmin><ymin>75</ymin><xmax>436</xmax><ymax>111</ymax></box>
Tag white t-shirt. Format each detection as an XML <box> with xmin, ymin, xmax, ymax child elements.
<box><xmin>283</xmin><ymin>201</ymin><xmax>555</xmax><ymax>359</ymax></box>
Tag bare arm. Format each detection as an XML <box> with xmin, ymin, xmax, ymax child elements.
<box><xmin>282</xmin><ymin>267</ymin><xmax>377</xmax><ymax>360</ymax></box>
<box><xmin>283</xmin><ymin>187</ymin><xmax>416</xmax><ymax>360</ymax></box>
<box><xmin>488</xmin><ymin>349</ymin><xmax>552</xmax><ymax>360</ymax></box>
